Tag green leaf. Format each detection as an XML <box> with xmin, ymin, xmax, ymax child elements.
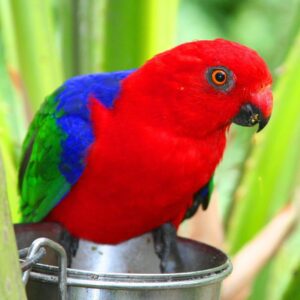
<box><xmin>266</xmin><ymin>222</ymin><xmax>300</xmax><ymax>300</ymax></box>
<box><xmin>10</xmin><ymin>0</ymin><xmax>64</xmax><ymax>111</ymax></box>
<box><xmin>102</xmin><ymin>0</ymin><xmax>179</xmax><ymax>71</ymax></box>
<box><xmin>228</xmin><ymin>31</ymin><xmax>300</xmax><ymax>254</ymax></box>
<box><xmin>0</xmin><ymin>152</ymin><xmax>26</xmax><ymax>299</ymax></box>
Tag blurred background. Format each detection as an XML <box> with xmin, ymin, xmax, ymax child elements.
<box><xmin>0</xmin><ymin>0</ymin><xmax>300</xmax><ymax>299</ymax></box>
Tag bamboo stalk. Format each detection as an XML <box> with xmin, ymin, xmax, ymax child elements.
<box><xmin>0</xmin><ymin>112</ymin><xmax>21</xmax><ymax>222</ymax></box>
<box><xmin>102</xmin><ymin>0</ymin><xmax>179</xmax><ymax>71</ymax></box>
<box><xmin>0</xmin><ymin>152</ymin><xmax>26</xmax><ymax>299</ymax></box>
<box><xmin>0</xmin><ymin>0</ymin><xmax>27</xmax><ymax>140</ymax></box>
<box><xmin>57</xmin><ymin>0</ymin><xmax>76</xmax><ymax>78</ymax></box>
<box><xmin>11</xmin><ymin>0</ymin><xmax>64</xmax><ymax>111</ymax></box>
<box><xmin>0</xmin><ymin>24</ymin><xmax>25</xmax><ymax>222</ymax></box>
<box><xmin>141</xmin><ymin>0</ymin><xmax>179</xmax><ymax>62</ymax></box>
<box><xmin>89</xmin><ymin>0</ymin><xmax>107</xmax><ymax>73</ymax></box>
<box><xmin>76</xmin><ymin>0</ymin><xmax>107</xmax><ymax>74</ymax></box>
<box><xmin>76</xmin><ymin>0</ymin><xmax>93</xmax><ymax>74</ymax></box>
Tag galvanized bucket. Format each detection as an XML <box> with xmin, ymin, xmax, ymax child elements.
<box><xmin>15</xmin><ymin>223</ymin><xmax>232</xmax><ymax>300</ymax></box>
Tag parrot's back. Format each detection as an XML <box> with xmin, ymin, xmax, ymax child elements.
<box><xmin>19</xmin><ymin>71</ymin><xmax>134</xmax><ymax>223</ymax></box>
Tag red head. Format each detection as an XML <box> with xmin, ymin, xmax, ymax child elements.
<box><xmin>121</xmin><ymin>39</ymin><xmax>273</xmax><ymax>137</ymax></box>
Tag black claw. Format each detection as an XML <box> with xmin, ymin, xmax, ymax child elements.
<box><xmin>59</xmin><ymin>229</ymin><xmax>79</xmax><ymax>267</ymax></box>
<box><xmin>152</xmin><ymin>223</ymin><xmax>183</xmax><ymax>273</ymax></box>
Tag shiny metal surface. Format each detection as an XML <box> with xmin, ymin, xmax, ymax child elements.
<box><xmin>72</xmin><ymin>234</ymin><xmax>161</xmax><ymax>273</ymax></box>
<box><xmin>15</xmin><ymin>223</ymin><xmax>232</xmax><ymax>300</ymax></box>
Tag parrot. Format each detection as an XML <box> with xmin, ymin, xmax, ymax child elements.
<box><xmin>19</xmin><ymin>39</ymin><xmax>273</xmax><ymax>272</ymax></box>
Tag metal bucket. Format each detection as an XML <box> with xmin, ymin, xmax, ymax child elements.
<box><xmin>15</xmin><ymin>223</ymin><xmax>232</xmax><ymax>300</ymax></box>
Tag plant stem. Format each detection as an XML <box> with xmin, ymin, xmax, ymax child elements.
<box><xmin>0</xmin><ymin>152</ymin><xmax>26</xmax><ymax>300</ymax></box>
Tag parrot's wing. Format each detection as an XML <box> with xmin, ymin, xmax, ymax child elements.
<box><xmin>184</xmin><ymin>177</ymin><xmax>214</xmax><ymax>219</ymax></box>
<box><xmin>19</xmin><ymin>70</ymin><xmax>135</xmax><ymax>222</ymax></box>
<box><xmin>19</xmin><ymin>90</ymin><xmax>74</xmax><ymax>222</ymax></box>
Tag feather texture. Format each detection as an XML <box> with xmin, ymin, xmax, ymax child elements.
<box><xmin>19</xmin><ymin>39</ymin><xmax>272</xmax><ymax>244</ymax></box>
<box><xmin>19</xmin><ymin>71</ymin><xmax>134</xmax><ymax>221</ymax></box>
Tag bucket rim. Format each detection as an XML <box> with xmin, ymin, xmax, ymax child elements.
<box><xmin>25</xmin><ymin>258</ymin><xmax>232</xmax><ymax>290</ymax></box>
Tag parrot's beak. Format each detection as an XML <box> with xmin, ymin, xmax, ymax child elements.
<box><xmin>233</xmin><ymin>87</ymin><xmax>273</xmax><ymax>132</ymax></box>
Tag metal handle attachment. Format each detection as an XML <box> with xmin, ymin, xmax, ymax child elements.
<box><xmin>20</xmin><ymin>247</ymin><xmax>46</xmax><ymax>272</ymax></box>
<box><xmin>21</xmin><ymin>237</ymin><xmax>68</xmax><ymax>300</ymax></box>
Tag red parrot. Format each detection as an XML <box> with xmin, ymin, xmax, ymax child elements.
<box><xmin>19</xmin><ymin>39</ymin><xmax>272</xmax><ymax>270</ymax></box>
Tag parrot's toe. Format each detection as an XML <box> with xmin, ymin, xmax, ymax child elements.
<box><xmin>152</xmin><ymin>223</ymin><xmax>183</xmax><ymax>273</ymax></box>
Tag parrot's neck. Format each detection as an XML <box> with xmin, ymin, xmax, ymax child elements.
<box><xmin>114</xmin><ymin>69</ymin><xmax>232</xmax><ymax>140</ymax></box>
<box><xmin>114</xmin><ymin>92</ymin><xmax>230</xmax><ymax>141</ymax></box>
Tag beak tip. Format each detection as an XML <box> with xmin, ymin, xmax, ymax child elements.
<box><xmin>256</xmin><ymin>125</ymin><xmax>263</xmax><ymax>133</ymax></box>
<box><xmin>256</xmin><ymin>116</ymin><xmax>270</xmax><ymax>132</ymax></box>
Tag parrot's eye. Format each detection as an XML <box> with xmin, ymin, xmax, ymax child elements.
<box><xmin>206</xmin><ymin>66</ymin><xmax>235</xmax><ymax>92</ymax></box>
<box><xmin>211</xmin><ymin>70</ymin><xmax>227</xmax><ymax>85</ymax></box>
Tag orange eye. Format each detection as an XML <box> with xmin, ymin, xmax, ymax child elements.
<box><xmin>211</xmin><ymin>69</ymin><xmax>227</xmax><ymax>85</ymax></box>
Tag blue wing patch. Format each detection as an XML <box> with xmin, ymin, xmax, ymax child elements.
<box><xmin>184</xmin><ymin>178</ymin><xmax>214</xmax><ymax>219</ymax></box>
<box><xmin>55</xmin><ymin>70</ymin><xmax>135</xmax><ymax>184</ymax></box>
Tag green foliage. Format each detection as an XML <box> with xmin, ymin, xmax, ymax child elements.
<box><xmin>283</xmin><ymin>260</ymin><xmax>300</xmax><ymax>299</ymax></box>
<box><xmin>228</xmin><ymin>0</ymin><xmax>300</xmax><ymax>70</ymax></box>
<box><xmin>10</xmin><ymin>0</ymin><xmax>64</xmax><ymax>111</ymax></box>
<box><xmin>265</xmin><ymin>222</ymin><xmax>300</xmax><ymax>300</ymax></box>
<box><xmin>0</xmin><ymin>27</ymin><xmax>25</xmax><ymax>222</ymax></box>
<box><xmin>0</xmin><ymin>153</ymin><xmax>26</xmax><ymax>300</ymax></box>
<box><xmin>229</xmin><ymin>32</ymin><xmax>300</xmax><ymax>299</ymax></box>
<box><xmin>228</xmin><ymin>33</ymin><xmax>300</xmax><ymax>253</ymax></box>
<box><xmin>103</xmin><ymin>0</ymin><xmax>179</xmax><ymax>71</ymax></box>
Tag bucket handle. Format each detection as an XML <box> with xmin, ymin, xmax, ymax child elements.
<box><xmin>22</xmin><ymin>237</ymin><xmax>68</xmax><ymax>300</ymax></box>
<box><xmin>20</xmin><ymin>247</ymin><xmax>46</xmax><ymax>271</ymax></box>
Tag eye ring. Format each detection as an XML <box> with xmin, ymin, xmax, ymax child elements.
<box><xmin>211</xmin><ymin>69</ymin><xmax>227</xmax><ymax>86</ymax></box>
<box><xmin>206</xmin><ymin>66</ymin><xmax>235</xmax><ymax>92</ymax></box>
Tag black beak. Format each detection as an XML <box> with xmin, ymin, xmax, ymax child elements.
<box><xmin>232</xmin><ymin>103</ymin><xmax>270</xmax><ymax>132</ymax></box>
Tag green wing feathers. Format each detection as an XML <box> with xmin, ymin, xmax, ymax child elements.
<box><xmin>19</xmin><ymin>92</ymin><xmax>71</xmax><ymax>222</ymax></box>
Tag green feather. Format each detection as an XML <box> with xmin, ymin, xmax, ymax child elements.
<box><xmin>208</xmin><ymin>177</ymin><xmax>214</xmax><ymax>200</ymax></box>
<box><xmin>19</xmin><ymin>91</ymin><xmax>71</xmax><ymax>222</ymax></box>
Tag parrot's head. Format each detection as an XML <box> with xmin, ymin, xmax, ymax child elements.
<box><xmin>132</xmin><ymin>38</ymin><xmax>273</xmax><ymax>137</ymax></box>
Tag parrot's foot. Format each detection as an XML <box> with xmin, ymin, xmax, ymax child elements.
<box><xmin>152</xmin><ymin>223</ymin><xmax>183</xmax><ymax>273</ymax></box>
<box><xmin>58</xmin><ymin>227</ymin><xmax>79</xmax><ymax>266</ymax></box>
